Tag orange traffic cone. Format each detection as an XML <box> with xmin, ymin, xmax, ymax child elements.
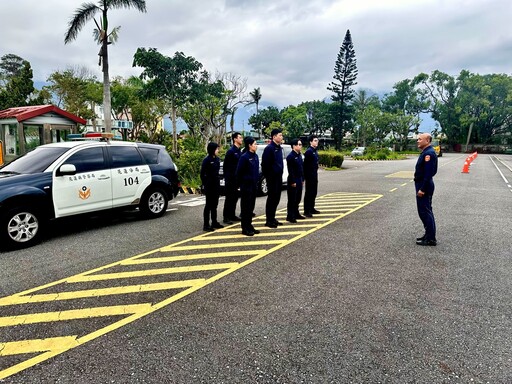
<box><xmin>462</xmin><ymin>161</ymin><xmax>470</xmax><ymax>173</ymax></box>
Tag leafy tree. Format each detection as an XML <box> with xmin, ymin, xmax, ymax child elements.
<box><xmin>133</xmin><ymin>48</ymin><xmax>204</xmax><ymax>153</ymax></box>
<box><xmin>280</xmin><ymin>104</ymin><xmax>308</xmax><ymax>141</ymax></box>
<box><xmin>248</xmin><ymin>106</ymin><xmax>280</xmax><ymax>137</ymax></box>
<box><xmin>301</xmin><ymin>100</ymin><xmax>332</xmax><ymax>137</ymax></box>
<box><xmin>0</xmin><ymin>54</ymin><xmax>26</xmax><ymax>87</ymax></box>
<box><xmin>352</xmin><ymin>90</ymin><xmax>380</xmax><ymax>146</ymax></box>
<box><xmin>0</xmin><ymin>60</ymin><xmax>36</xmax><ymax>110</ymax></box>
<box><xmin>414</xmin><ymin>71</ymin><xmax>463</xmax><ymax>146</ymax></box>
<box><xmin>327</xmin><ymin>29</ymin><xmax>358</xmax><ymax>149</ymax></box>
<box><xmin>64</xmin><ymin>0</ymin><xmax>147</xmax><ymax>132</ymax></box>
<box><xmin>181</xmin><ymin>72</ymin><xmax>229</xmax><ymax>147</ymax></box>
<box><xmin>46</xmin><ymin>67</ymin><xmax>100</xmax><ymax>125</ymax></box>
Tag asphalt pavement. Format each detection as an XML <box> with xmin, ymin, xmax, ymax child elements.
<box><xmin>1</xmin><ymin>153</ymin><xmax>511</xmax><ymax>383</ymax></box>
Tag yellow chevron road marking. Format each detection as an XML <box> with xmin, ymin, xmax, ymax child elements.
<box><xmin>0</xmin><ymin>192</ymin><xmax>382</xmax><ymax>380</ymax></box>
<box><xmin>0</xmin><ymin>304</ymin><xmax>152</xmax><ymax>327</ymax></box>
<box><xmin>0</xmin><ymin>280</ymin><xmax>204</xmax><ymax>306</ymax></box>
<box><xmin>67</xmin><ymin>263</ymin><xmax>238</xmax><ymax>283</ymax></box>
<box><xmin>121</xmin><ymin>250</ymin><xmax>264</xmax><ymax>265</ymax></box>
<box><xmin>0</xmin><ymin>336</ymin><xmax>79</xmax><ymax>356</ymax></box>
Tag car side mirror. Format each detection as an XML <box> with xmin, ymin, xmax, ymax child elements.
<box><xmin>57</xmin><ymin>163</ymin><xmax>77</xmax><ymax>176</ymax></box>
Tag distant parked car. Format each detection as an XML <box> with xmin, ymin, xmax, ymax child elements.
<box><xmin>351</xmin><ymin>147</ymin><xmax>366</xmax><ymax>157</ymax></box>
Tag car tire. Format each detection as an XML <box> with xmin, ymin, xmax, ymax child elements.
<box><xmin>258</xmin><ymin>176</ymin><xmax>269</xmax><ymax>196</ymax></box>
<box><xmin>1</xmin><ymin>206</ymin><xmax>44</xmax><ymax>250</ymax></box>
<box><xmin>140</xmin><ymin>187</ymin><xmax>168</xmax><ymax>218</ymax></box>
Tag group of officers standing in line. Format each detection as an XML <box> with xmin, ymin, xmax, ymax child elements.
<box><xmin>200</xmin><ymin>129</ymin><xmax>321</xmax><ymax>236</ymax></box>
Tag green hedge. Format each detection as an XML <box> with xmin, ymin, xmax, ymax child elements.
<box><xmin>318</xmin><ymin>150</ymin><xmax>344</xmax><ymax>168</ymax></box>
<box><xmin>173</xmin><ymin>149</ymin><xmax>204</xmax><ymax>188</ymax></box>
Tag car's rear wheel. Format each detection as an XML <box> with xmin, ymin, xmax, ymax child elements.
<box><xmin>140</xmin><ymin>187</ymin><xmax>168</xmax><ymax>218</ymax></box>
<box><xmin>1</xmin><ymin>206</ymin><xmax>43</xmax><ymax>250</ymax></box>
<box><xmin>258</xmin><ymin>176</ymin><xmax>268</xmax><ymax>196</ymax></box>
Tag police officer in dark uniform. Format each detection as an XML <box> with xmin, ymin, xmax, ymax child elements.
<box><xmin>200</xmin><ymin>142</ymin><xmax>224</xmax><ymax>232</ymax></box>
<box><xmin>414</xmin><ymin>132</ymin><xmax>438</xmax><ymax>246</ymax></box>
<box><xmin>286</xmin><ymin>138</ymin><xmax>305</xmax><ymax>223</ymax></box>
<box><xmin>223</xmin><ymin>132</ymin><xmax>243</xmax><ymax>224</ymax></box>
<box><xmin>236</xmin><ymin>137</ymin><xmax>260</xmax><ymax>236</ymax></box>
<box><xmin>303</xmin><ymin>134</ymin><xmax>321</xmax><ymax>217</ymax></box>
<box><xmin>261</xmin><ymin>129</ymin><xmax>284</xmax><ymax>228</ymax></box>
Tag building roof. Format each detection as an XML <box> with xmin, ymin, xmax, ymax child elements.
<box><xmin>0</xmin><ymin>105</ymin><xmax>86</xmax><ymax>125</ymax></box>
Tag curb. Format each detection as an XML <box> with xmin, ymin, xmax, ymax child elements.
<box><xmin>179</xmin><ymin>186</ymin><xmax>201</xmax><ymax>194</ymax></box>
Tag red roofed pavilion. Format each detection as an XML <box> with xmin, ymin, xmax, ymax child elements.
<box><xmin>0</xmin><ymin>105</ymin><xmax>86</xmax><ymax>162</ymax></box>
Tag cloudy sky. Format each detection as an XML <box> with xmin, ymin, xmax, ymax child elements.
<box><xmin>1</xmin><ymin>0</ymin><xmax>511</xmax><ymax>118</ymax></box>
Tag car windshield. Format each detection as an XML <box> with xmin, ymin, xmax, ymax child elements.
<box><xmin>0</xmin><ymin>146</ymin><xmax>70</xmax><ymax>174</ymax></box>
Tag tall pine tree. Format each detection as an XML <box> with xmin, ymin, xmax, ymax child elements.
<box><xmin>327</xmin><ymin>29</ymin><xmax>358</xmax><ymax>150</ymax></box>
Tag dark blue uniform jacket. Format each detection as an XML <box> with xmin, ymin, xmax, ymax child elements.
<box><xmin>223</xmin><ymin>145</ymin><xmax>241</xmax><ymax>183</ymax></box>
<box><xmin>303</xmin><ymin>146</ymin><xmax>319</xmax><ymax>180</ymax></box>
<box><xmin>200</xmin><ymin>155</ymin><xmax>221</xmax><ymax>192</ymax></box>
<box><xmin>286</xmin><ymin>150</ymin><xmax>304</xmax><ymax>185</ymax></box>
<box><xmin>414</xmin><ymin>145</ymin><xmax>438</xmax><ymax>194</ymax></box>
<box><xmin>261</xmin><ymin>142</ymin><xmax>283</xmax><ymax>180</ymax></box>
<box><xmin>236</xmin><ymin>151</ymin><xmax>259</xmax><ymax>192</ymax></box>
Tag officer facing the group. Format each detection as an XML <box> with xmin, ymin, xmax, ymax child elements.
<box><xmin>303</xmin><ymin>134</ymin><xmax>321</xmax><ymax>217</ymax></box>
<box><xmin>286</xmin><ymin>138</ymin><xmax>305</xmax><ymax>223</ymax></box>
<box><xmin>261</xmin><ymin>128</ymin><xmax>284</xmax><ymax>228</ymax></box>
<box><xmin>236</xmin><ymin>136</ymin><xmax>260</xmax><ymax>236</ymax></box>
<box><xmin>223</xmin><ymin>131</ymin><xmax>243</xmax><ymax>224</ymax></box>
<box><xmin>200</xmin><ymin>142</ymin><xmax>224</xmax><ymax>232</ymax></box>
<box><xmin>414</xmin><ymin>132</ymin><xmax>438</xmax><ymax>246</ymax></box>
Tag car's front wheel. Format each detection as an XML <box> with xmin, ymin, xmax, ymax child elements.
<box><xmin>1</xmin><ymin>206</ymin><xmax>43</xmax><ymax>250</ymax></box>
<box><xmin>140</xmin><ymin>187</ymin><xmax>168</xmax><ymax>218</ymax></box>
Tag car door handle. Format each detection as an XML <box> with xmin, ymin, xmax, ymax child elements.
<box><xmin>98</xmin><ymin>175</ymin><xmax>111</xmax><ymax>180</ymax></box>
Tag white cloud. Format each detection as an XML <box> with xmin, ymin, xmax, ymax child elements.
<box><xmin>1</xmin><ymin>0</ymin><xmax>511</xmax><ymax>109</ymax></box>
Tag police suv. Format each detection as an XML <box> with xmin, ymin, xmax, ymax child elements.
<box><xmin>0</xmin><ymin>138</ymin><xmax>180</xmax><ymax>250</ymax></box>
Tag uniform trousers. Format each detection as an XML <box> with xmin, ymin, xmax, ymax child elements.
<box><xmin>240</xmin><ymin>188</ymin><xmax>257</xmax><ymax>232</ymax></box>
<box><xmin>203</xmin><ymin>189</ymin><xmax>219</xmax><ymax>226</ymax></box>
<box><xmin>303</xmin><ymin>177</ymin><xmax>318</xmax><ymax>214</ymax></box>
<box><xmin>223</xmin><ymin>179</ymin><xmax>239</xmax><ymax>220</ymax></box>
<box><xmin>415</xmin><ymin>183</ymin><xmax>436</xmax><ymax>241</ymax></box>
<box><xmin>287</xmin><ymin>182</ymin><xmax>303</xmax><ymax>220</ymax></box>
<box><xmin>265</xmin><ymin>176</ymin><xmax>282</xmax><ymax>223</ymax></box>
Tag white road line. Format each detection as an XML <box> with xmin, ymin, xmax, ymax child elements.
<box><xmin>489</xmin><ymin>156</ymin><xmax>510</xmax><ymax>184</ymax></box>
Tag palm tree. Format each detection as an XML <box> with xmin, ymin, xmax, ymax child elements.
<box><xmin>249</xmin><ymin>87</ymin><xmax>262</xmax><ymax>136</ymax></box>
<box><xmin>64</xmin><ymin>0</ymin><xmax>147</xmax><ymax>133</ymax></box>
<box><xmin>249</xmin><ymin>87</ymin><xmax>262</xmax><ymax>114</ymax></box>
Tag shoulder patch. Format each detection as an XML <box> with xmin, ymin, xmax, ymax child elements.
<box><xmin>425</xmin><ymin>155</ymin><xmax>431</xmax><ymax>162</ymax></box>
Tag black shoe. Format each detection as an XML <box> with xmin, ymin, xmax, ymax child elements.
<box><xmin>296</xmin><ymin>215</ymin><xmax>306</xmax><ymax>220</ymax></box>
<box><xmin>242</xmin><ymin>230</ymin><xmax>255</xmax><ymax>236</ymax></box>
<box><xmin>304</xmin><ymin>213</ymin><xmax>313</xmax><ymax>218</ymax></box>
<box><xmin>212</xmin><ymin>222</ymin><xmax>224</xmax><ymax>229</ymax></box>
<box><xmin>252</xmin><ymin>229</ymin><xmax>260</xmax><ymax>234</ymax></box>
<box><xmin>265</xmin><ymin>222</ymin><xmax>278</xmax><ymax>228</ymax></box>
<box><xmin>416</xmin><ymin>235</ymin><xmax>426</xmax><ymax>241</ymax></box>
<box><xmin>223</xmin><ymin>218</ymin><xmax>233</xmax><ymax>225</ymax></box>
<box><xmin>312</xmin><ymin>209</ymin><xmax>321</xmax><ymax>214</ymax></box>
<box><xmin>416</xmin><ymin>239</ymin><xmax>437</xmax><ymax>246</ymax></box>
<box><xmin>203</xmin><ymin>226</ymin><xmax>214</xmax><ymax>232</ymax></box>
<box><xmin>274</xmin><ymin>220</ymin><xmax>283</xmax><ymax>226</ymax></box>
<box><xmin>232</xmin><ymin>216</ymin><xmax>242</xmax><ymax>222</ymax></box>
<box><xmin>286</xmin><ymin>217</ymin><xmax>297</xmax><ymax>223</ymax></box>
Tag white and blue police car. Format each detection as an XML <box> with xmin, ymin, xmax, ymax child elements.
<box><xmin>0</xmin><ymin>137</ymin><xmax>180</xmax><ymax>250</ymax></box>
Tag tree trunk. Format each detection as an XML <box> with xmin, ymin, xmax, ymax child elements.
<box><xmin>465</xmin><ymin>121</ymin><xmax>474</xmax><ymax>152</ymax></box>
<box><xmin>171</xmin><ymin>105</ymin><xmax>177</xmax><ymax>153</ymax></box>
<box><xmin>102</xmin><ymin>39</ymin><xmax>112</xmax><ymax>133</ymax></box>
